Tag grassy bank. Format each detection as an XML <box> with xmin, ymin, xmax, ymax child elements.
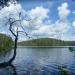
<box><xmin>0</xmin><ymin>33</ymin><xmax>13</xmax><ymax>53</ymax></box>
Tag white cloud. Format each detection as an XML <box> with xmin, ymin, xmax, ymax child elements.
<box><xmin>0</xmin><ymin>2</ymin><xmax>26</xmax><ymax>32</ymax></box>
<box><xmin>57</xmin><ymin>2</ymin><xmax>70</xmax><ymax>19</ymax></box>
<box><xmin>19</xmin><ymin>5</ymin><xmax>70</xmax><ymax>40</ymax></box>
<box><xmin>0</xmin><ymin>2</ymin><xmax>22</xmax><ymax>19</ymax></box>
<box><xmin>20</xmin><ymin>6</ymin><xmax>49</xmax><ymax>33</ymax></box>
<box><xmin>27</xmin><ymin>5</ymin><xmax>69</xmax><ymax>38</ymax></box>
<box><xmin>21</xmin><ymin>20</ymin><xmax>29</xmax><ymax>28</ymax></box>
<box><xmin>30</xmin><ymin>20</ymin><xmax>69</xmax><ymax>39</ymax></box>
<box><xmin>28</xmin><ymin>6</ymin><xmax>49</xmax><ymax>20</ymax></box>
<box><xmin>0</xmin><ymin>2</ymin><xmax>73</xmax><ymax>41</ymax></box>
<box><xmin>55</xmin><ymin>20</ymin><xmax>69</xmax><ymax>33</ymax></box>
<box><xmin>72</xmin><ymin>21</ymin><xmax>75</xmax><ymax>27</ymax></box>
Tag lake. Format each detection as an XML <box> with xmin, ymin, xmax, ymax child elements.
<box><xmin>0</xmin><ymin>47</ymin><xmax>75</xmax><ymax>75</ymax></box>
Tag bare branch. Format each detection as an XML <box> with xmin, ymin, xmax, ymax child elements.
<box><xmin>18</xmin><ymin>31</ymin><xmax>28</xmax><ymax>35</ymax></box>
<box><xmin>8</xmin><ymin>18</ymin><xmax>17</xmax><ymax>37</ymax></box>
<box><xmin>18</xmin><ymin>31</ymin><xmax>31</xmax><ymax>38</ymax></box>
<box><xmin>9</xmin><ymin>23</ymin><xmax>17</xmax><ymax>37</ymax></box>
<box><xmin>11</xmin><ymin>20</ymin><xmax>21</xmax><ymax>25</ymax></box>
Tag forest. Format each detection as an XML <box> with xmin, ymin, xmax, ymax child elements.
<box><xmin>18</xmin><ymin>38</ymin><xmax>75</xmax><ymax>46</ymax></box>
<box><xmin>0</xmin><ymin>33</ymin><xmax>13</xmax><ymax>50</ymax></box>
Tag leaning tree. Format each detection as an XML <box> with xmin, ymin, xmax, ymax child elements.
<box><xmin>0</xmin><ymin>0</ymin><xmax>36</xmax><ymax>67</ymax></box>
<box><xmin>0</xmin><ymin>0</ymin><xmax>18</xmax><ymax>67</ymax></box>
<box><xmin>0</xmin><ymin>0</ymin><xmax>32</xmax><ymax>67</ymax></box>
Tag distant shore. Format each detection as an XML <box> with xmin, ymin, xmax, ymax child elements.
<box><xmin>17</xmin><ymin>46</ymin><xmax>75</xmax><ymax>48</ymax></box>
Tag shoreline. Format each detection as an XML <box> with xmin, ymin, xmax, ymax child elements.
<box><xmin>17</xmin><ymin>46</ymin><xmax>75</xmax><ymax>48</ymax></box>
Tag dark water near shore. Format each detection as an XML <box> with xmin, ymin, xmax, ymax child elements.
<box><xmin>0</xmin><ymin>47</ymin><xmax>75</xmax><ymax>75</ymax></box>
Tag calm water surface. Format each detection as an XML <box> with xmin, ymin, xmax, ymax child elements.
<box><xmin>0</xmin><ymin>47</ymin><xmax>75</xmax><ymax>75</ymax></box>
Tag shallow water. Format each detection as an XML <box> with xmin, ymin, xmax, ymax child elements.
<box><xmin>0</xmin><ymin>47</ymin><xmax>75</xmax><ymax>75</ymax></box>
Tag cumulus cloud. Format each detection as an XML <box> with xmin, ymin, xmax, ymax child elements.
<box><xmin>21</xmin><ymin>6</ymin><xmax>50</xmax><ymax>36</ymax></box>
<box><xmin>25</xmin><ymin>4</ymin><xmax>70</xmax><ymax>40</ymax></box>
<box><xmin>30</xmin><ymin>19</ymin><xmax>69</xmax><ymax>40</ymax></box>
<box><xmin>0</xmin><ymin>2</ymin><xmax>72</xmax><ymax>41</ymax></box>
<box><xmin>0</xmin><ymin>3</ymin><xmax>22</xmax><ymax>19</ymax></box>
<box><xmin>57</xmin><ymin>2</ymin><xmax>70</xmax><ymax>19</ymax></box>
<box><xmin>0</xmin><ymin>2</ymin><xmax>26</xmax><ymax>33</ymax></box>
<box><xmin>28</xmin><ymin>6</ymin><xmax>49</xmax><ymax>20</ymax></box>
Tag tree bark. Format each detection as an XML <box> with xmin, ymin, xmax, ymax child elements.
<box><xmin>0</xmin><ymin>23</ymin><xmax>18</xmax><ymax>68</ymax></box>
<box><xmin>0</xmin><ymin>36</ymin><xmax>18</xmax><ymax>67</ymax></box>
<box><xmin>8</xmin><ymin>31</ymin><xmax>18</xmax><ymax>63</ymax></box>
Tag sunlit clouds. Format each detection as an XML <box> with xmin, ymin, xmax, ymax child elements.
<box><xmin>0</xmin><ymin>1</ymin><xmax>75</xmax><ymax>41</ymax></box>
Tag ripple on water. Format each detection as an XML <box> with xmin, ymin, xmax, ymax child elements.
<box><xmin>0</xmin><ymin>47</ymin><xmax>75</xmax><ymax>75</ymax></box>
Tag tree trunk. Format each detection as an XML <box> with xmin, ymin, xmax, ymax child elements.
<box><xmin>8</xmin><ymin>36</ymin><xmax>18</xmax><ymax>63</ymax></box>
<box><xmin>0</xmin><ymin>32</ymin><xmax>18</xmax><ymax>67</ymax></box>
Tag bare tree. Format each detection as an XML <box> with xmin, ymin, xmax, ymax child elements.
<box><xmin>0</xmin><ymin>0</ymin><xmax>36</xmax><ymax>67</ymax></box>
<box><xmin>0</xmin><ymin>13</ymin><xmax>30</xmax><ymax>67</ymax></box>
<box><xmin>0</xmin><ymin>0</ymin><xmax>27</xmax><ymax>67</ymax></box>
<box><xmin>8</xmin><ymin>14</ymin><xmax>30</xmax><ymax>63</ymax></box>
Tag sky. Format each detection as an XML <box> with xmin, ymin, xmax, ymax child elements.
<box><xmin>0</xmin><ymin>0</ymin><xmax>75</xmax><ymax>41</ymax></box>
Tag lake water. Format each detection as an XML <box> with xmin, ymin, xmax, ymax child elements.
<box><xmin>0</xmin><ymin>47</ymin><xmax>75</xmax><ymax>75</ymax></box>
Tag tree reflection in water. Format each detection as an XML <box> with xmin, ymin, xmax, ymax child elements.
<box><xmin>0</xmin><ymin>63</ymin><xmax>71</xmax><ymax>75</ymax></box>
<box><xmin>0</xmin><ymin>64</ymin><xmax>17</xmax><ymax>75</ymax></box>
<box><xmin>69</xmin><ymin>47</ymin><xmax>75</xmax><ymax>57</ymax></box>
<box><xmin>0</xmin><ymin>47</ymin><xmax>74</xmax><ymax>75</ymax></box>
<box><xmin>58</xmin><ymin>65</ymin><xmax>69</xmax><ymax>75</ymax></box>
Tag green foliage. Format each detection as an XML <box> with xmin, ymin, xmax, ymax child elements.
<box><xmin>0</xmin><ymin>33</ymin><xmax>13</xmax><ymax>52</ymax></box>
<box><xmin>18</xmin><ymin>38</ymin><xmax>75</xmax><ymax>46</ymax></box>
<box><xmin>59</xmin><ymin>70</ymin><xmax>69</xmax><ymax>75</ymax></box>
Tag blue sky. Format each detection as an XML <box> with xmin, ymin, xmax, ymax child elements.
<box><xmin>18</xmin><ymin>0</ymin><xmax>75</xmax><ymax>41</ymax></box>
<box><xmin>0</xmin><ymin>0</ymin><xmax>75</xmax><ymax>41</ymax></box>
<box><xmin>19</xmin><ymin>0</ymin><xmax>75</xmax><ymax>21</ymax></box>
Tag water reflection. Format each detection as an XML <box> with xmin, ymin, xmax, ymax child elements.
<box><xmin>0</xmin><ymin>47</ymin><xmax>75</xmax><ymax>75</ymax></box>
<box><xmin>0</xmin><ymin>64</ymin><xmax>17</xmax><ymax>75</ymax></box>
<box><xmin>0</xmin><ymin>49</ymin><xmax>17</xmax><ymax>75</ymax></box>
<box><xmin>58</xmin><ymin>65</ymin><xmax>69</xmax><ymax>75</ymax></box>
<box><xmin>0</xmin><ymin>64</ymin><xmax>70</xmax><ymax>75</ymax></box>
<box><xmin>0</xmin><ymin>49</ymin><xmax>13</xmax><ymax>63</ymax></box>
<box><xmin>69</xmin><ymin>47</ymin><xmax>75</xmax><ymax>57</ymax></box>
